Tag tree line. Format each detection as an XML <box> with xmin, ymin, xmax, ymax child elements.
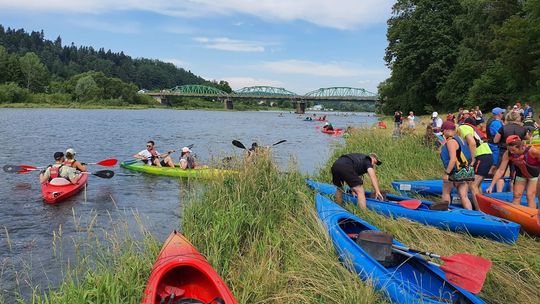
<box><xmin>379</xmin><ymin>0</ymin><xmax>540</xmax><ymax>114</ymax></box>
<box><xmin>0</xmin><ymin>25</ymin><xmax>231</xmax><ymax>105</ymax></box>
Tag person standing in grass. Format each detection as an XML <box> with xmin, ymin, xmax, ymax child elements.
<box><xmin>331</xmin><ymin>153</ymin><xmax>384</xmax><ymax>209</ymax></box>
<box><xmin>457</xmin><ymin>122</ymin><xmax>493</xmax><ymax>210</ymax></box>
<box><xmin>440</xmin><ymin>121</ymin><xmax>475</xmax><ymax>210</ymax></box>
<box><xmin>407</xmin><ymin>111</ymin><xmax>416</xmax><ymax>130</ymax></box>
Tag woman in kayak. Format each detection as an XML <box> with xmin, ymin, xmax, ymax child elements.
<box><xmin>487</xmin><ymin>135</ymin><xmax>540</xmax><ymax>208</ymax></box>
<box><xmin>39</xmin><ymin>152</ymin><xmax>81</xmax><ymax>184</ymax></box>
<box><xmin>179</xmin><ymin>146</ymin><xmax>205</xmax><ymax>169</ymax></box>
<box><xmin>440</xmin><ymin>121</ymin><xmax>474</xmax><ymax>210</ymax></box>
<box><xmin>64</xmin><ymin>148</ymin><xmax>87</xmax><ymax>172</ymax></box>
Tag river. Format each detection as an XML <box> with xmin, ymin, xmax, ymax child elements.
<box><xmin>0</xmin><ymin>108</ymin><xmax>377</xmax><ymax>299</ymax></box>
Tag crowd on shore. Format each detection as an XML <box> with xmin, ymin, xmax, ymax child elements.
<box><xmin>393</xmin><ymin>102</ymin><xmax>539</xmax><ymax>210</ymax></box>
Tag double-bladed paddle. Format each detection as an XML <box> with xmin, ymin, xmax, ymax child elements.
<box><xmin>392</xmin><ymin>244</ymin><xmax>491</xmax><ymax>294</ymax></box>
<box><xmin>3</xmin><ymin>165</ymin><xmax>115</xmax><ymax>179</ymax></box>
<box><xmin>232</xmin><ymin>140</ymin><xmax>286</xmax><ymax>150</ymax></box>
<box><xmin>3</xmin><ymin>158</ymin><xmax>118</xmax><ymax>173</ymax></box>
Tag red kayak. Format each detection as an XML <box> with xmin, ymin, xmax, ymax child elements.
<box><xmin>40</xmin><ymin>173</ymin><xmax>88</xmax><ymax>204</ymax></box>
<box><xmin>321</xmin><ymin>128</ymin><xmax>342</xmax><ymax>135</ymax></box>
<box><xmin>141</xmin><ymin>230</ymin><xmax>237</xmax><ymax>304</ymax></box>
<box><xmin>476</xmin><ymin>194</ymin><xmax>540</xmax><ymax>236</ymax></box>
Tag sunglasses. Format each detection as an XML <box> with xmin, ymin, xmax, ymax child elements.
<box><xmin>147</xmin><ymin>145</ymin><xmax>153</xmax><ymax>148</ymax></box>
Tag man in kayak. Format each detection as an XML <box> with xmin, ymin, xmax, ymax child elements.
<box><xmin>179</xmin><ymin>146</ymin><xmax>204</xmax><ymax>169</ymax></box>
<box><xmin>440</xmin><ymin>121</ymin><xmax>474</xmax><ymax>210</ymax></box>
<box><xmin>487</xmin><ymin>135</ymin><xmax>540</xmax><ymax>208</ymax></box>
<box><xmin>133</xmin><ymin>140</ymin><xmax>175</xmax><ymax>168</ymax></box>
<box><xmin>64</xmin><ymin>148</ymin><xmax>87</xmax><ymax>172</ymax></box>
<box><xmin>322</xmin><ymin>122</ymin><xmax>334</xmax><ymax>131</ymax></box>
<box><xmin>331</xmin><ymin>153</ymin><xmax>384</xmax><ymax>209</ymax></box>
<box><xmin>39</xmin><ymin>152</ymin><xmax>81</xmax><ymax>184</ymax></box>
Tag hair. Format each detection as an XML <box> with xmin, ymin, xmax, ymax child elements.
<box><xmin>506</xmin><ymin>111</ymin><xmax>521</xmax><ymax>122</ymax></box>
<box><xmin>147</xmin><ymin>140</ymin><xmax>155</xmax><ymax>146</ymax></box>
<box><xmin>66</xmin><ymin>152</ymin><xmax>75</xmax><ymax>160</ymax></box>
<box><xmin>508</xmin><ymin>139</ymin><xmax>524</xmax><ymax>148</ymax></box>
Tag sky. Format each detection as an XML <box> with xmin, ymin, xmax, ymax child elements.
<box><xmin>0</xmin><ymin>0</ymin><xmax>395</xmax><ymax>94</ymax></box>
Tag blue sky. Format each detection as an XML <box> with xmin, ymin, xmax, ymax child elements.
<box><xmin>0</xmin><ymin>0</ymin><xmax>394</xmax><ymax>94</ymax></box>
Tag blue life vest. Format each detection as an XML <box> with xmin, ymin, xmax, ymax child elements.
<box><xmin>440</xmin><ymin>136</ymin><xmax>472</xmax><ymax>172</ymax></box>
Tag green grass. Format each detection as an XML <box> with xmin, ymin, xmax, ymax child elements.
<box><xmin>7</xmin><ymin>124</ymin><xmax>540</xmax><ymax>303</ymax></box>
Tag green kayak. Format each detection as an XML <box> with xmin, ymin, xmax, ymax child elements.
<box><xmin>120</xmin><ymin>161</ymin><xmax>237</xmax><ymax>179</ymax></box>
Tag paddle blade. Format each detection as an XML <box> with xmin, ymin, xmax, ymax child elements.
<box><xmin>232</xmin><ymin>140</ymin><xmax>246</xmax><ymax>150</ymax></box>
<box><xmin>19</xmin><ymin>165</ymin><xmax>38</xmax><ymax>170</ymax></box>
<box><xmin>440</xmin><ymin>254</ymin><xmax>492</xmax><ymax>294</ymax></box>
<box><xmin>95</xmin><ymin>159</ymin><xmax>118</xmax><ymax>166</ymax></box>
<box><xmin>398</xmin><ymin>199</ymin><xmax>422</xmax><ymax>210</ymax></box>
<box><xmin>4</xmin><ymin>165</ymin><xmax>24</xmax><ymax>173</ymax></box>
<box><xmin>92</xmin><ymin>170</ymin><xmax>115</xmax><ymax>178</ymax></box>
<box><xmin>272</xmin><ymin>140</ymin><xmax>287</xmax><ymax>146</ymax></box>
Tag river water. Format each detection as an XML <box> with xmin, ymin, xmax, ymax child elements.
<box><xmin>0</xmin><ymin>108</ymin><xmax>377</xmax><ymax>299</ymax></box>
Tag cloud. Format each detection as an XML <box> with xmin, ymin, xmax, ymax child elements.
<box><xmin>260</xmin><ymin>60</ymin><xmax>388</xmax><ymax>78</ymax></box>
<box><xmin>1</xmin><ymin>1</ymin><xmax>394</xmax><ymax>30</ymax></box>
<box><xmin>194</xmin><ymin>37</ymin><xmax>265</xmax><ymax>52</ymax></box>
<box><xmin>220</xmin><ymin>77</ymin><xmax>284</xmax><ymax>90</ymax></box>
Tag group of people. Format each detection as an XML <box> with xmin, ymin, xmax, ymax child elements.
<box><xmin>39</xmin><ymin>148</ymin><xmax>86</xmax><ymax>184</ymax></box>
<box><xmin>438</xmin><ymin>103</ymin><xmax>539</xmax><ymax>210</ymax></box>
<box><xmin>133</xmin><ymin>140</ymin><xmax>203</xmax><ymax>170</ymax></box>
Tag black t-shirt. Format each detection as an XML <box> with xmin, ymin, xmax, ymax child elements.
<box><xmin>340</xmin><ymin>153</ymin><xmax>373</xmax><ymax>175</ymax></box>
<box><xmin>498</xmin><ymin>123</ymin><xmax>527</xmax><ymax>150</ymax></box>
<box><xmin>394</xmin><ymin>114</ymin><xmax>401</xmax><ymax>122</ymax></box>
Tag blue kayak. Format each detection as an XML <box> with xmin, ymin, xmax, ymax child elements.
<box><xmin>316</xmin><ymin>193</ymin><xmax>485</xmax><ymax>304</ymax></box>
<box><xmin>391</xmin><ymin>178</ymin><xmax>511</xmax><ymax>196</ymax></box>
<box><xmin>307</xmin><ymin>179</ymin><xmax>520</xmax><ymax>243</ymax></box>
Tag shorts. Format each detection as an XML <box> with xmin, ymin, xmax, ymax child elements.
<box><xmin>515</xmin><ymin>176</ymin><xmax>538</xmax><ymax>182</ymax></box>
<box><xmin>331</xmin><ymin>157</ymin><xmax>363</xmax><ymax>189</ymax></box>
<box><xmin>150</xmin><ymin>157</ymin><xmax>167</xmax><ymax>166</ymax></box>
<box><xmin>473</xmin><ymin>154</ymin><xmax>493</xmax><ymax>177</ymax></box>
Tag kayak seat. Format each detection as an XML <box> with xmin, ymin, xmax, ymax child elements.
<box><xmin>158</xmin><ymin>286</ymin><xmax>185</xmax><ymax>301</ymax></box>
<box><xmin>49</xmin><ymin>178</ymin><xmax>71</xmax><ymax>186</ymax></box>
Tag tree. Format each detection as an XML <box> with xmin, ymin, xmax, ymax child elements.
<box><xmin>75</xmin><ymin>75</ymin><xmax>102</xmax><ymax>102</ymax></box>
<box><xmin>18</xmin><ymin>52</ymin><xmax>49</xmax><ymax>92</ymax></box>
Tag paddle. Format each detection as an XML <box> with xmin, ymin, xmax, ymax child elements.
<box><xmin>4</xmin><ymin>159</ymin><xmax>118</xmax><ymax>173</ymax></box>
<box><xmin>232</xmin><ymin>140</ymin><xmax>247</xmax><ymax>150</ymax></box>
<box><xmin>272</xmin><ymin>140</ymin><xmax>287</xmax><ymax>146</ymax></box>
<box><xmin>395</xmin><ymin>199</ymin><xmax>422</xmax><ymax>209</ymax></box>
<box><xmin>392</xmin><ymin>244</ymin><xmax>491</xmax><ymax>294</ymax></box>
<box><xmin>84</xmin><ymin>170</ymin><xmax>115</xmax><ymax>178</ymax></box>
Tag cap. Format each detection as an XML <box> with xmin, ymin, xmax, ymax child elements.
<box><xmin>506</xmin><ymin>135</ymin><xmax>522</xmax><ymax>145</ymax></box>
<box><xmin>462</xmin><ymin>110</ymin><xmax>470</xmax><ymax>114</ymax></box>
<box><xmin>441</xmin><ymin>121</ymin><xmax>456</xmax><ymax>131</ymax></box>
<box><xmin>369</xmin><ymin>153</ymin><xmax>382</xmax><ymax>166</ymax></box>
<box><xmin>324</xmin><ymin>122</ymin><xmax>329</xmax><ymax>126</ymax></box>
<box><xmin>432</xmin><ymin>111</ymin><xmax>438</xmax><ymax>118</ymax></box>
<box><xmin>65</xmin><ymin>148</ymin><xmax>76</xmax><ymax>155</ymax></box>
<box><xmin>181</xmin><ymin>147</ymin><xmax>191</xmax><ymax>153</ymax></box>
<box><xmin>492</xmin><ymin>107</ymin><xmax>505</xmax><ymax>115</ymax></box>
<box><xmin>54</xmin><ymin>152</ymin><xmax>64</xmax><ymax>160</ymax></box>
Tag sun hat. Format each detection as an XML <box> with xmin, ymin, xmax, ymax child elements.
<box><xmin>491</xmin><ymin>107</ymin><xmax>505</xmax><ymax>115</ymax></box>
<box><xmin>462</xmin><ymin>110</ymin><xmax>470</xmax><ymax>114</ymax></box>
<box><xmin>441</xmin><ymin>121</ymin><xmax>456</xmax><ymax>131</ymax></box>
<box><xmin>432</xmin><ymin>112</ymin><xmax>438</xmax><ymax>118</ymax></box>
<box><xmin>506</xmin><ymin>135</ymin><xmax>522</xmax><ymax>145</ymax></box>
<box><xmin>65</xmin><ymin>148</ymin><xmax>76</xmax><ymax>155</ymax></box>
<box><xmin>369</xmin><ymin>153</ymin><xmax>382</xmax><ymax>166</ymax></box>
<box><xmin>181</xmin><ymin>147</ymin><xmax>191</xmax><ymax>153</ymax></box>
<box><xmin>54</xmin><ymin>152</ymin><xmax>64</xmax><ymax>160</ymax></box>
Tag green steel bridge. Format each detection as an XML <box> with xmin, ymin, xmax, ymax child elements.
<box><xmin>145</xmin><ymin>85</ymin><xmax>378</xmax><ymax>112</ymax></box>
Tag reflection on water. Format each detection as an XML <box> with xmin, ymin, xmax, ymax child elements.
<box><xmin>0</xmin><ymin>108</ymin><xmax>377</xmax><ymax>299</ymax></box>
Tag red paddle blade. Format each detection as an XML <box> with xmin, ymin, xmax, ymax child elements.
<box><xmin>17</xmin><ymin>169</ymin><xmax>32</xmax><ymax>174</ymax></box>
<box><xmin>440</xmin><ymin>254</ymin><xmax>492</xmax><ymax>294</ymax></box>
<box><xmin>96</xmin><ymin>159</ymin><xmax>118</xmax><ymax>166</ymax></box>
<box><xmin>398</xmin><ymin>199</ymin><xmax>422</xmax><ymax>209</ymax></box>
<box><xmin>20</xmin><ymin>165</ymin><xmax>37</xmax><ymax>169</ymax></box>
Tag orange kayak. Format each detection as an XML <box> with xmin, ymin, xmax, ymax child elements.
<box><xmin>40</xmin><ymin>173</ymin><xmax>88</xmax><ymax>204</ymax></box>
<box><xmin>141</xmin><ymin>230</ymin><xmax>237</xmax><ymax>304</ymax></box>
<box><xmin>476</xmin><ymin>194</ymin><xmax>540</xmax><ymax>235</ymax></box>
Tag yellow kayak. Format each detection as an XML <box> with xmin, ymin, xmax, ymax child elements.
<box><xmin>120</xmin><ymin>161</ymin><xmax>237</xmax><ymax>179</ymax></box>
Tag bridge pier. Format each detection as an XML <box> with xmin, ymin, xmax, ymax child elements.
<box><xmin>294</xmin><ymin>99</ymin><xmax>306</xmax><ymax>114</ymax></box>
<box><xmin>224</xmin><ymin>98</ymin><xmax>233</xmax><ymax>110</ymax></box>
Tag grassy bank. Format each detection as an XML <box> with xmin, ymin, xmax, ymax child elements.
<box><xmin>17</xmin><ymin>126</ymin><xmax>540</xmax><ymax>303</ymax></box>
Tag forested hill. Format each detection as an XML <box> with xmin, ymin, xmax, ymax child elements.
<box><xmin>379</xmin><ymin>0</ymin><xmax>540</xmax><ymax>114</ymax></box>
<box><xmin>0</xmin><ymin>25</ymin><xmax>229</xmax><ymax>92</ymax></box>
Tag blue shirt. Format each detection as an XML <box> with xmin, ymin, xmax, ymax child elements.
<box><xmin>524</xmin><ymin>107</ymin><xmax>534</xmax><ymax>118</ymax></box>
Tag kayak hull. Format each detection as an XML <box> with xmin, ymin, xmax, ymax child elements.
<box><xmin>321</xmin><ymin>128</ymin><xmax>342</xmax><ymax>135</ymax></box>
<box><xmin>40</xmin><ymin>173</ymin><xmax>88</xmax><ymax>204</ymax></box>
<box><xmin>307</xmin><ymin>179</ymin><xmax>520</xmax><ymax>243</ymax></box>
<box><xmin>484</xmin><ymin>191</ymin><xmax>539</xmax><ymax>208</ymax></box>
<box><xmin>391</xmin><ymin>178</ymin><xmax>511</xmax><ymax>196</ymax></box>
<box><xmin>120</xmin><ymin>161</ymin><xmax>237</xmax><ymax>179</ymax></box>
<box><xmin>476</xmin><ymin>194</ymin><xmax>540</xmax><ymax>235</ymax></box>
<box><xmin>316</xmin><ymin>193</ymin><xmax>484</xmax><ymax>304</ymax></box>
<box><xmin>141</xmin><ymin>231</ymin><xmax>237</xmax><ymax>304</ymax></box>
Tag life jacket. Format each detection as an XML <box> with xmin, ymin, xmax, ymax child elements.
<box><xmin>524</xmin><ymin>117</ymin><xmax>535</xmax><ymax>127</ymax></box>
<box><xmin>440</xmin><ymin>136</ymin><xmax>471</xmax><ymax>173</ymax></box>
<box><xmin>49</xmin><ymin>164</ymin><xmax>64</xmax><ymax>180</ymax></box>
<box><xmin>509</xmin><ymin>146</ymin><xmax>540</xmax><ymax>178</ymax></box>
<box><xmin>463</xmin><ymin>123</ymin><xmax>487</xmax><ymax>147</ymax></box>
<box><xmin>378</xmin><ymin>121</ymin><xmax>387</xmax><ymax>129</ymax></box>
<box><xmin>63</xmin><ymin>159</ymin><xmax>75</xmax><ymax>167</ymax></box>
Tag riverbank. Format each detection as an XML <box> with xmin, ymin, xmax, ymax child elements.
<box><xmin>17</xmin><ymin>127</ymin><xmax>540</xmax><ymax>303</ymax></box>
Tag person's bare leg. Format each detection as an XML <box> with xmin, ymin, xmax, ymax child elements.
<box><xmin>352</xmin><ymin>186</ymin><xmax>366</xmax><ymax>209</ymax></box>
<box><xmin>525</xmin><ymin>179</ymin><xmax>537</xmax><ymax>208</ymax></box>
<box><xmin>512</xmin><ymin>180</ymin><xmax>526</xmax><ymax>206</ymax></box>
<box><xmin>470</xmin><ymin>176</ymin><xmax>484</xmax><ymax>210</ymax></box>
<box><xmin>457</xmin><ymin>182</ymin><xmax>473</xmax><ymax>210</ymax></box>
<box><xmin>335</xmin><ymin>187</ymin><xmax>343</xmax><ymax>205</ymax></box>
<box><xmin>442</xmin><ymin>181</ymin><xmax>453</xmax><ymax>204</ymax></box>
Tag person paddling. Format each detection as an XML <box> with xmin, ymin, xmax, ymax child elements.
<box><xmin>133</xmin><ymin>140</ymin><xmax>175</xmax><ymax>168</ymax></box>
<box><xmin>322</xmin><ymin>122</ymin><xmax>334</xmax><ymax>131</ymax></box>
<box><xmin>179</xmin><ymin>146</ymin><xmax>204</xmax><ymax>169</ymax></box>
<box><xmin>39</xmin><ymin>152</ymin><xmax>81</xmax><ymax>184</ymax></box>
<box><xmin>64</xmin><ymin>148</ymin><xmax>87</xmax><ymax>172</ymax></box>
<box><xmin>331</xmin><ymin>153</ymin><xmax>384</xmax><ymax>209</ymax></box>
<box><xmin>487</xmin><ymin>135</ymin><xmax>540</xmax><ymax>208</ymax></box>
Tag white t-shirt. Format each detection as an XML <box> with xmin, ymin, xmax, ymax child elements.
<box><xmin>407</xmin><ymin>115</ymin><xmax>415</xmax><ymax>126</ymax></box>
<box><xmin>138</xmin><ymin>149</ymin><xmax>159</xmax><ymax>164</ymax></box>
